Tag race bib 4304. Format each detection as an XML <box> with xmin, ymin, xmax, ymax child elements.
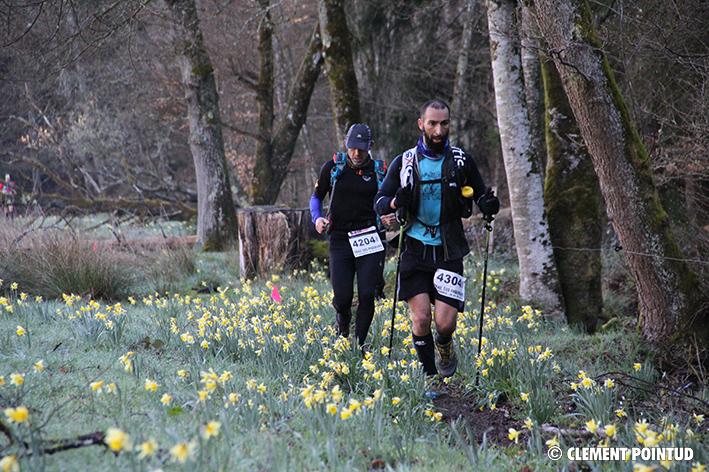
<box><xmin>433</xmin><ymin>268</ymin><xmax>466</xmax><ymax>302</ymax></box>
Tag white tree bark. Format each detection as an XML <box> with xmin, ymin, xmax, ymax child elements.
<box><xmin>485</xmin><ymin>0</ymin><xmax>564</xmax><ymax>314</ymax></box>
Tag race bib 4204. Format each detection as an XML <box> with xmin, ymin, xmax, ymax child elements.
<box><xmin>348</xmin><ymin>226</ymin><xmax>384</xmax><ymax>258</ymax></box>
<box><xmin>433</xmin><ymin>268</ymin><xmax>466</xmax><ymax>302</ymax></box>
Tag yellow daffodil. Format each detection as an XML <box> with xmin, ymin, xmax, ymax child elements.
<box><xmin>340</xmin><ymin>409</ymin><xmax>352</xmax><ymax>419</ymax></box>
<box><xmin>604</xmin><ymin>424</ymin><xmax>617</xmax><ymax>440</ymax></box>
<box><xmin>691</xmin><ymin>462</ymin><xmax>706</xmax><ymax>472</ymax></box>
<box><xmin>91</xmin><ymin>381</ymin><xmax>104</xmax><ymax>393</ymax></box>
<box><xmin>144</xmin><ymin>379</ymin><xmax>158</xmax><ymax>392</ymax></box>
<box><xmin>16</xmin><ymin>326</ymin><xmax>25</xmax><ymax>336</ymax></box>
<box><xmin>693</xmin><ymin>413</ymin><xmax>704</xmax><ymax>424</ymax></box>
<box><xmin>634</xmin><ymin>363</ymin><xmax>642</xmax><ymax>371</ymax></box>
<box><xmin>584</xmin><ymin>419</ymin><xmax>599</xmax><ymax>434</ymax></box>
<box><xmin>4</xmin><ymin>405</ymin><xmax>29</xmax><ymax>424</ymax></box>
<box><xmin>0</xmin><ymin>454</ymin><xmax>19</xmax><ymax>472</ymax></box>
<box><xmin>202</xmin><ymin>420</ymin><xmax>221</xmax><ymax>439</ymax></box>
<box><xmin>508</xmin><ymin>428</ymin><xmax>521</xmax><ymax>443</ymax></box>
<box><xmin>161</xmin><ymin>393</ymin><xmax>173</xmax><ymax>405</ymax></box>
<box><xmin>616</xmin><ymin>408</ymin><xmax>627</xmax><ymax>418</ymax></box>
<box><xmin>545</xmin><ymin>436</ymin><xmax>559</xmax><ymax>448</ymax></box>
<box><xmin>9</xmin><ymin>374</ymin><xmax>24</xmax><ymax>387</ymax></box>
<box><xmin>105</xmin><ymin>427</ymin><xmax>132</xmax><ymax>452</ymax></box>
<box><xmin>327</xmin><ymin>403</ymin><xmax>338</xmax><ymax>415</ymax></box>
<box><xmin>635</xmin><ymin>419</ymin><xmax>649</xmax><ymax>435</ymax></box>
<box><xmin>644</xmin><ymin>431</ymin><xmax>660</xmax><ymax>447</ymax></box>
<box><xmin>633</xmin><ymin>464</ymin><xmax>654</xmax><ymax>472</ymax></box>
<box><xmin>33</xmin><ymin>360</ymin><xmax>45</xmax><ymax>372</ymax></box>
<box><xmin>137</xmin><ymin>438</ymin><xmax>159</xmax><ymax>459</ymax></box>
<box><xmin>324</xmin><ymin>385</ymin><xmax>340</xmax><ymax>403</ymax></box>
<box><xmin>604</xmin><ymin>378</ymin><xmax>615</xmax><ymax>388</ymax></box>
<box><xmin>170</xmin><ymin>440</ymin><xmax>197</xmax><ymax>463</ymax></box>
<box><xmin>520</xmin><ymin>392</ymin><xmax>530</xmax><ymax>402</ymax></box>
<box><xmin>392</xmin><ymin>397</ymin><xmax>401</xmax><ymax>405</ymax></box>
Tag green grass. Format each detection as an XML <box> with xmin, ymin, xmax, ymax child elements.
<box><xmin>0</xmin><ymin>217</ymin><xmax>707</xmax><ymax>471</ymax></box>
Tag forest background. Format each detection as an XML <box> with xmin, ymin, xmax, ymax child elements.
<box><xmin>1</xmin><ymin>1</ymin><xmax>709</xmax><ymax>470</ymax></box>
<box><xmin>1</xmin><ymin>1</ymin><xmax>709</xmax><ymax>355</ymax></box>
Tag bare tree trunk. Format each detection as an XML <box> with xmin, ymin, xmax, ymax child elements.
<box><xmin>166</xmin><ymin>0</ymin><xmax>239</xmax><ymax>251</ymax></box>
<box><xmin>520</xmin><ymin>1</ymin><xmax>546</xmax><ymax>176</ymax></box>
<box><xmin>268</xmin><ymin>24</ymin><xmax>324</xmax><ymax>203</ymax></box>
<box><xmin>249</xmin><ymin>23</ymin><xmax>324</xmax><ymax>205</ymax></box>
<box><xmin>541</xmin><ymin>53</ymin><xmax>604</xmax><ymax>333</ymax></box>
<box><xmin>318</xmin><ymin>0</ymin><xmax>361</xmax><ymax>143</ymax></box>
<box><xmin>251</xmin><ymin>0</ymin><xmax>275</xmax><ymax>205</ymax></box>
<box><xmin>534</xmin><ymin>0</ymin><xmax>708</xmax><ymax>352</ymax></box>
<box><xmin>450</xmin><ymin>0</ymin><xmax>478</xmax><ymax>144</ymax></box>
<box><xmin>486</xmin><ymin>0</ymin><xmax>564</xmax><ymax>314</ymax></box>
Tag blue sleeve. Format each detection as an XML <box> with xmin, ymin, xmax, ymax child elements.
<box><xmin>374</xmin><ymin>155</ymin><xmax>403</xmax><ymax>215</ymax></box>
<box><xmin>310</xmin><ymin>194</ymin><xmax>324</xmax><ymax>225</ymax></box>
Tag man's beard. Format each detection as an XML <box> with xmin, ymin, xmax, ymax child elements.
<box><xmin>423</xmin><ymin>131</ymin><xmax>448</xmax><ymax>154</ymax></box>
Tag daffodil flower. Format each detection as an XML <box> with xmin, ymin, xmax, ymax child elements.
<box><xmin>4</xmin><ymin>405</ymin><xmax>29</xmax><ymax>424</ymax></box>
<box><xmin>105</xmin><ymin>428</ymin><xmax>132</xmax><ymax>452</ymax></box>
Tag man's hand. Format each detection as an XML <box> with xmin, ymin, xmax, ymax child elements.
<box><xmin>392</xmin><ymin>185</ymin><xmax>412</xmax><ymax>210</ymax></box>
<box><xmin>477</xmin><ymin>188</ymin><xmax>500</xmax><ymax>217</ymax></box>
<box><xmin>315</xmin><ymin>217</ymin><xmax>329</xmax><ymax>234</ymax></box>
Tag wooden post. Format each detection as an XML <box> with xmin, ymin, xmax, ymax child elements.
<box><xmin>237</xmin><ymin>206</ymin><xmax>319</xmax><ymax>279</ymax></box>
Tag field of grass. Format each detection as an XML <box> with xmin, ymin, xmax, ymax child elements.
<box><xmin>0</xmin><ymin>216</ymin><xmax>707</xmax><ymax>472</ymax></box>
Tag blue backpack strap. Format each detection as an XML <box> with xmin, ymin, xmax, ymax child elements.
<box><xmin>374</xmin><ymin>159</ymin><xmax>386</xmax><ymax>187</ymax></box>
<box><xmin>330</xmin><ymin>152</ymin><xmax>346</xmax><ymax>186</ymax></box>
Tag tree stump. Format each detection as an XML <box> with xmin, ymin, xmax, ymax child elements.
<box><xmin>237</xmin><ymin>206</ymin><xmax>320</xmax><ymax>279</ymax></box>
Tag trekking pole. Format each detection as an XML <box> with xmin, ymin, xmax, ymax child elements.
<box><xmin>475</xmin><ymin>212</ymin><xmax>494</xmax><ymax>386</ymax></box>
<box><xmin>387</xmin><ymin>225</ymin><xmax>405</xmax><ymax>358</ymax></box>
<box><xmin>388</xmin><ymin>169</ymin><xmax>412</xmax><ymax>358</ymax></box>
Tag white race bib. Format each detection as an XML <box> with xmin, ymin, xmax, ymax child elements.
<box><xmin>433</xmin><ymin>269</ymin><xmax>466</xmax><ymax>302</ymax></box>
<box><xmin>348</xmin><ymin>226</ymin><xmax>385</xmax><ymax>258</ymax></box>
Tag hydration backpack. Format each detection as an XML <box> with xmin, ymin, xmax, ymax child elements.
<box><xmin>330</xmin><ymin>152</ymin><xmax>386</xmax><ymax>188</ymax></box>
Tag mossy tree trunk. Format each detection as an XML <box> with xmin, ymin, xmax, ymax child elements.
<box><xmin>541</xmin><ymin>53</ymin><xmax>604</xmax><ymax>334</ymax></box>
<box><xmin>250</xmin><ymin>0</ymin><xmax>275</xmax><ymax>205</ymax></box>
<box><xmin>535</xmin><ymin>0</ymin><xmax>708</xmax><ymax>353</ymax></box>
<box><xmin>166</xmin><ymin>0</ymin><xmax>239</xmax><ymax>251</ymax></box>
<box><xmin>520</xmin><ymin>1</ymin><xmax>546</xmax><ymax>176</ymax></box>
<box><xmin>486</xmin><ymin>0</ymin><xmax>564</xmax><ymax>315</ymax></box>
<box><xmin>248</xmin><ymin>16</ymin><xmax>324</xmax><ymax>205</ymax></box>
<box><xmin>318</xmin><ymin>0</ymin><xmax>361</xmax><ymax>143</ymax></box>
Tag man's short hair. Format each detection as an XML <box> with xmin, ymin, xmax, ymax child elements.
<box><xmin>420</xmin><ymin>99</ymin><xmax>450</xmax><ymax>119</ymax></box>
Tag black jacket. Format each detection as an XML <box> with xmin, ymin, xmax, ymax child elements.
<box><xmin>314</xmin><ymin>157</ymin><xmax>380</xmax><ymax>241</ymax></box>
<box><xmin>374</xmin><ymin>146</ymin><xmax>487</xmax><ymax>261</ymax></box>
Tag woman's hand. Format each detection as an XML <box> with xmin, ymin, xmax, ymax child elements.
<box><xmin>315</xmin><ymin>217</ymin><xmax>329</xmax><ymax>234</ymax></box>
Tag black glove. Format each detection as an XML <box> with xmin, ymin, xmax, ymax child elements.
<box><xmin>477</xmin><ymin>188</ymin><xmax>500</xmax><ymax>217</ymax></box>
<box><xmin>394</xmin><ymin>185</ymin><xmax>412</xmax><ymax>209</ymax></box>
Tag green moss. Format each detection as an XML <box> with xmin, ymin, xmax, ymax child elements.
<box><xmin>542</xmin><ymin>51</ymin><xmax>604</xmax><ymax>334</ymax></box>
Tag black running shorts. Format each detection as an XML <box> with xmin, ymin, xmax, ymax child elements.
<box><xmin>397</xmin><ymin>236</ymin><xmax>465</xmax><ymax>312</ymax></box>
